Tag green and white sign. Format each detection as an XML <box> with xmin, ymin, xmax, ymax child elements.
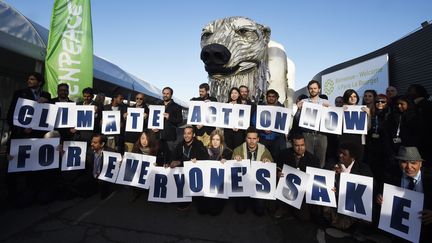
<box><xmin>45</xmin><ymin>0</ymin><xmax>93</xmax><ymax>100</ymax></box>
<box><xmin>322</xmin><ymin>54</ymin><xmax>389</xmax><ymax>104</ymax></box>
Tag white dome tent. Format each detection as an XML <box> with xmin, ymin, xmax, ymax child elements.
<box><xmin>0</xmin><ymin>1</ymin><xmax>187</xmax><ymax>108</ymax></box>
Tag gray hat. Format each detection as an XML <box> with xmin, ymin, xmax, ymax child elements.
<box><xmin>395</xmin><ymin>146</ymin><xmax>424</xmax><ymax>161</ymax></box>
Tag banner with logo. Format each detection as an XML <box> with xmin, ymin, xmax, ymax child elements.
<box><xmin>322</xmin><ymin>54</ymin><xmax>389</xmax><ymax>105</ymax></box>
<box><xmin>45</xmin><ymin>0</ymin><xmax>93</xmax><ymax>100</ymax></box>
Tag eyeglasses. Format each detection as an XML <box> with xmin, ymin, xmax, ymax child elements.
<box><xmin>375</xmin><ymin>100</ymin><xmax>387</xmax><ymax>104</ymax></box>
<box><xmin>136</xmin><ymin>97</ymin><xmax>144</xmax><ymax>100</ymax></box>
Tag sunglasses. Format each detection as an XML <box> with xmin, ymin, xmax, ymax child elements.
<box><xmin>375</xmin><ymin>100</ymin><xmax>387</xmax><ymax>104</ymax></box>
<box><xmin>136</xmin><ymin>97</ymin><xmax>144</xmax><ymax>100</ymax></box>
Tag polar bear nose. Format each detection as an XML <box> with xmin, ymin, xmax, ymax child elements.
<box><xmin>200</xmin><ymin>44</ymin><xmax>231</xmax><ymax>66</ymax></box>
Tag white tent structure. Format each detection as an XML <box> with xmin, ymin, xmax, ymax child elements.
<box><xmin>0</xmin><ymin>1</ymin><xmax>187</xmax><ymax>107</ymax></box>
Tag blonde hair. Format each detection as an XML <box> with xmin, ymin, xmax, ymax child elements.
<box><xmin>208</xmin><ymin>129</ymin><xmax>225</xmax><ymax>158</ymax></box>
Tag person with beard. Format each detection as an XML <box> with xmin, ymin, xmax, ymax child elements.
<box><xmin>153</xmin><ymin>87</ymin><xmax>183</xmax><ymax>165</ymax></box>
<box><xmin>170</xmin><ymin>126</ymin><xmax>208</xmax><ymax>211</ymax></box>
<box><xmin>51</xmin><ymin>83</ymin><xmax>76</xmax><ymax>142</ymax></box>
<box><xmin>75</xmin><ymin>87</ymin><xmax>103</xmax><ymax>145</ymax></box>
<box><xmin>256</xmin><ymin>89</ymin><xmax>286</xmax><ymax>162</ymax></box>
<box><xmin>239</xmin><ymin>85</ymin><xmax>253</xmax><ymax>105</ymax></box>
<box><xmin>190</xmin><ymin>83</ymin><xmax>217</xmax><ymax>147</ymax></box>
<box><xmin>239</xmin><ymin>85</ymin><xmax>257</xmax><ymax>125</ymax></box>
<box><xmin>170</xmin><ymin>126</ymin><xmax>209</xmax><ymax>167</ymax></box>
<box><xmin>103</xmin><ymin>93</ymin><xmax>127</xmax><ymax>153</ymax></box>
<box><xmin>295</xmin><ymin>80</ymin><xmax>330</xmax><ymax>168</ymax></box>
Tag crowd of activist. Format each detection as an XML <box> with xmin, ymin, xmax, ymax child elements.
<box><xmin>3</xmin><ymin>72</ymin><xmax>432</xmax><ymax>242</ymax></box>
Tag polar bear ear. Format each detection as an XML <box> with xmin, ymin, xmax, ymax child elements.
<box><xmin>261</xmin><ymin>25</ymin><xmax>271</xmax><ymax>44</ymax></box>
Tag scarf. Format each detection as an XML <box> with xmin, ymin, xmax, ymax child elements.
<box><xmin>208</xmin><ymin>147</ymin><xmax>221</xmax><ymax>160</ymax></box>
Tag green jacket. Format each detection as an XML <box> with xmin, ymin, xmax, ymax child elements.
<box><xmin>232</xmin><ymin>142</ymin><xmax>273</xmax><ymax>162</ymax></box>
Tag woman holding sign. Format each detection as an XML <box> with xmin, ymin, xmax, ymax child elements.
<box><xmin>338</xmin><ymin>89</ymin><xmax>370</xmax><ymax>164</ymax></box>
<box><xmin>199</xmin><ymin>129</ymin><xmax>233</xmax><ymax>215</ymax></box>
<box><xmin>130</xmin><ymin>130</ymin><xmax>159</xmax><ymax>202</ymax></box>
<box><xmin>132</xmin><ymin>130</ymin><xmax>159</xmax><ymax>158</ymax></box>
<box><xmin>224</xmin><ymin>87</ymin><xmax>246</xmax><ymax>151</ymax></box>
<box><xmin>207</xmin><ymin>129</ymin><xmax>233</xmax><ymax>162</ymax></box>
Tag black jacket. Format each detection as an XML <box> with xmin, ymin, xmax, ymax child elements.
<box><xmin>277</xmin><ymin>148</ymin><xmax>320</xmax><ymax>172</ymax></box>
<box><xmin>50</xmin><ymin>97</ymin><xmax>75</xmax><ymax>141</ymax></box>
<box><xmin>172</xmin><ymin>139</ymin><xmax>209</xmax><ymax>166</ymax></box>
<box><xmin>124</xmin><ymin>103</ymin><xmax>149</xmax><ymax>143</ymax></box>
<box><xmin>190</xmin><ymin>95</ymin><xmax>217</xmax><ymax>136</ymax></box>
<box><xmin>158</xmin><ymin>100</ymin><xmax>182</xmax><ymax>141</ymax></box>
<box><xmin>7</xmin><ymin>88</ymin><xmax>51</xmax><ymax>139</ymax></box>
<box><xmin>382</xmin><ymin>168</ymin><xmax>432</xmax><ymax>210</ymax></box>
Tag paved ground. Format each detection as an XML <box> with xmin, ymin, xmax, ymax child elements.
<box><xmin>0</xmin><ymin>187</ymin><xmax>394</xmax><ymax>243</ymax></box>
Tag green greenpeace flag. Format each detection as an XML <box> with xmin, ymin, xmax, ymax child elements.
<box><xmin>45</xmin><ymin>0</ymin><xmax>93</xmax><ymax>100</ymax></box>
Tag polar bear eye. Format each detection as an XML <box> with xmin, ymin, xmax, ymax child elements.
<box><xmin>236</xmin><ymin>28</ymin><xmax>258</xmax><ymax>40</ymax></box>
<box><xmin>236</xmin><ymin>28</ymin><xmax>250</xmax><ymax>35</ymax></box>
<box><xmin>201</xmin><ymin>31</ymin><xmax>213</xmax><ymax>40</ymax></box>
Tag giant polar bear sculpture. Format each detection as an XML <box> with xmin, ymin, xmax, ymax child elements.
<box><xmin>200</xmin><ymin>16</ymin><xmax>295</xmax><ymax>107</ymax></box>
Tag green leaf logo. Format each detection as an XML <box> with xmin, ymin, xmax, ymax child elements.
<box><xmin>324</xmin><ymin>79</ymin><xmax>334</xmax><ymax>96</ymax></box>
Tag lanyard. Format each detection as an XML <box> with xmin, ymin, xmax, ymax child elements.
<box><xmin>396</xmin><ymin>116</ymin><xmax>401</xmax><ymax>137</ymax></box>
<box><xmin>182</xmin><ymin>145</ymin><xmax>192</xmax><ymax>159</ymax></box>
<box><xmin>373</xmin><ymin>115</ymin><xmax>379</xmax><ymax>133</ymax></box>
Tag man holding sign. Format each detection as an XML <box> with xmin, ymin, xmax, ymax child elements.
<box><xmin>6</xmin><ymin>72</ymin><xmax>52</xmax><ymax>207</ymax></box>
<box><xmin>296</xmin><ymin>80</ymin><xmax>330</xmax><ymax>168</ymax></box>
<box><xmin>103</xmin><ymin>93</ymin><xmax>127</xmax><ymax>153</ymax></box>
<box><xmin>277</xmin><ymin>133</ymin><xmax>321</xmax><ymax>220</ymax></box>
<box><xmin>190</xmin><ymin>83</ymin><xmax>217</xmax><ymax>146</ymax></box>
<box><xmin>322</xmin><ymin>142</ymin><xmax>373</xmax><ymax>239</ymax></box>
<box><xmin>75</xmin><ymin>87</ymin><xmax>103</xmax><ymax>144</ymax></box>
<box><xmin>256</xmin><ymin>89</ymin><xmax>286</xmax><ymax>162</ymax></box>
<box><xmin>232</xmin><ymin>126</ymin><xmax>273</xmax><ymax>216</ymax></box>
<box><xmin>124</xmin><ymin>93</ymin><xmax>149</xmax><ymax>152</ymax></box>
<box><xmin>153</xmin><ymin>87</ymin><xmax>183</xmax><ymax>165</ymax></box>
<box><xmin>51</xmin><ymin>83</ymin><xmax>76</xmax><ymax>141</ymax></box>
<box><xmin>86</xmin><ymin>134</ymin><xmax>116</xmax><ymax>199</ymax></box>
<box><xmin>171</xmin><ymin>126</ymin><xmax>208</xmax><ymax>211</ymax></box>
<box><xmin>7</xmin><ymin>72</ymin><xmax>52</xmax><ymax>140</ymax></box>
<box><xmin>376</xmin><ymin>147</ymin><xmax>431</xmax><ymax>242</ymax></box>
